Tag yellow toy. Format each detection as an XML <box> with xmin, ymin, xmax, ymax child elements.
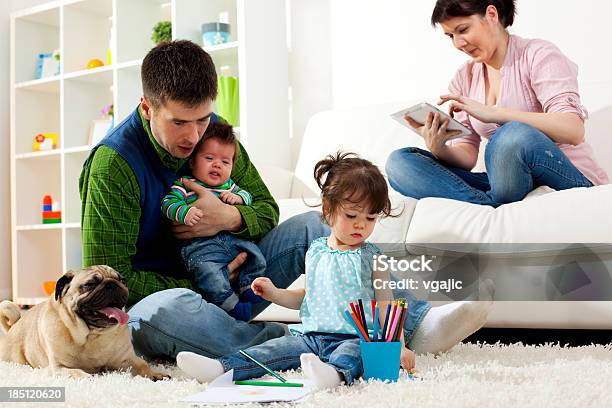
<box><xmin>33</xmin><ymin>133</ymin><xmax>59</xmax><ymax>151</ymax></box>
<box><xmin>86</xmin><ymin>58</ymin><xmax>104</xmax><ymax>69</ymax></box>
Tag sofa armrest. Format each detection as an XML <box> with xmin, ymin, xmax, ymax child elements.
<box><xmin>256</xmin><ymin>165</ymin><xmax>296</xmax><ymax>200</ymax></box>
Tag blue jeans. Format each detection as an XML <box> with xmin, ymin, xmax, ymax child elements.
<box><xmin>219</xmin><ymin>332</ymin><xmax>362</xmax><ymax>384</ymax></box>
<box><xmin>385</xmin><ymin>121</ymin><xmax>593</xmax><ymax>207</ymax></box>
<box><xmin>181</xmin><ymin>234</ymin><xmax>266</xmax><ymax>311</ymax></box>
<box><xmin>128</xmin><ymin>211</ymin><xmax>431</xmax><ymax>359</ymax></box>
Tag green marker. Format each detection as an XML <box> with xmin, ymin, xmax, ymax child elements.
<box><xmin>234</xmin><ymin>380</ymin><xmax>304</xmax><ymax>387</ymax></box>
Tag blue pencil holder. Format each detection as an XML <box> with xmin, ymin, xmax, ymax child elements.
<box><xmin>360</xmin><ymin>341</ymin><xmax>401</xmax><ymax>382</ymax></box>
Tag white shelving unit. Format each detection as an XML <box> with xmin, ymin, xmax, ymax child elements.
<box><xmin>10</xmin><ymin>0</ymin><xmax>290</xmax><ymax>305</ymax></box>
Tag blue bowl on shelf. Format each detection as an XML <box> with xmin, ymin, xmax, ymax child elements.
<box><xmin>201</xmin><ymin>22</ymin><xmax>230</xmax><ymax>47</ymax></box>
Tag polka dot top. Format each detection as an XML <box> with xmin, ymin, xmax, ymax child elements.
<box><xmin>289</xmin><ymin>236</ymin><xmax>382</xmax><ymax>336</ymax></box>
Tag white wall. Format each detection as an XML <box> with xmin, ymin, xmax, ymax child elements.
<box><xmin>285</xmin><ymin>0</ymin><xmax>611</xmax><ymax>173</ymax></box>
<box><xmin>287</xmin><ymin>0</ymin><xmax>333</xmax><ymax>165</ymax></box>
<box><xmin>323</xmin><ymin>0</ymin><xmax>612</xmax><ymax>112</ymax></box>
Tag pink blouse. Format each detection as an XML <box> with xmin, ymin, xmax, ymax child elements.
<box><xmin>448</xmin><ymin>34</ymin><xmax>609</xmax><ymax>185</ymax></box>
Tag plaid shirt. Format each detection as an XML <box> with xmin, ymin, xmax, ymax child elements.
<box><xmin>79</xmin><ymin>107</ymin><xmax>279</xmax><ymax>306</ymax></box>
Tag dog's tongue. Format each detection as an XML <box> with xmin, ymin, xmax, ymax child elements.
<box><xmin>99</xmin><ymin>307</ymin><xmax>129</xmax><ymax>325</ymax></box>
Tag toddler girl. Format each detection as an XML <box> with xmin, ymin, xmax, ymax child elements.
<box><xmin>176</xmin><ymin>152</ymin><xmax>415</xmax><ymax>389</ymax></box>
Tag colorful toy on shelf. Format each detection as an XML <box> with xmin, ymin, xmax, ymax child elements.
<box><xmin>42</xmin><ymin>195</ymin><xmax>61</xmax><ymax>224</ymax></box>
<box><xmin>33</xmin><ymin>133</ymin><xmax>59</xmax><ymax>151</ymax></box>
<box><xmin>42</xmin><ymin>280</ymin><xmax>56</xmax><ymax>296</ymax></box>
<box><xmin>35</xmin><ymin>50</ymin><xmax>60</xmax><ymax>79</ymax></box>
<box><xmin>86</xmin><ymin>58</ymin><xmax>104</xmax><ymax>69</ymax></box>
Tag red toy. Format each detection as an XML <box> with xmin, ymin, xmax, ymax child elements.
<box><xmin>42</xmin><ymin>195</ymin><xmax>61</xmax><ymax>224</ymax></box>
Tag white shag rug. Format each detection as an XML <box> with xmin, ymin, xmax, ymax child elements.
<box><xmin>1</xmin><ymin>342</ymin><xmax>611</xmax><ymax>408</ymax></box>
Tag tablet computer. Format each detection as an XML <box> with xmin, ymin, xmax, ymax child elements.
<box><xmin>390</xmin><ymin>102</ymin><xmax>472</xmax><ymax>139</ymax></box>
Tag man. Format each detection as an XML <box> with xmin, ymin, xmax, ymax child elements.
<box><xmin>80</xmin><ymin>40</ymin><xmax>491</xmax><ymax>359</ymax></box>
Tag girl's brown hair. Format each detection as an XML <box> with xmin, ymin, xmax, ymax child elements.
<box><xmin>313</xmin><ymin>151</ymin><xmax>392</xmax><ymax>222</ymax></box>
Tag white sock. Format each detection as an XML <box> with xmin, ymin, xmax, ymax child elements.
<box><xmin>409</xmin><ymin>279</ymin><xmax>495</xmax><ymax>355</ymax></box>
<box><xmin>176</xmin><ymin>351</ymin><xmax>224</xmax><ymax>383</ymax></box>
<box><xmin>300</xmin><ymin>353</ymin><xmax>342</xmax><ymax>390</ymax></box>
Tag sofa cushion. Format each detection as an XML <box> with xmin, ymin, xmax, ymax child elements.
<box><xmin>406</xmin><ymin>185</ymin><xmax>612</xmax><ymax>243</ymax></box>
<box><xmin>278</xmin><ymin>195</ymin><xmax>418</xmax><ymax>242</ymax></box>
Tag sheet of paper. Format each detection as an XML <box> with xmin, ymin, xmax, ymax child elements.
<box><xmin>181</xmin><ymin>370</ymin><xmax>312</xmax><ymax>405</ymax></box>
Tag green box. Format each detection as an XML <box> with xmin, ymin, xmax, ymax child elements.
<box><xmin>42</xmin><ymin>219</ymin><xmax>61</xmax><ymax>224</ymax></box>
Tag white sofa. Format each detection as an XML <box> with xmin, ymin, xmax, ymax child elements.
<box><xmin>255</xmin><ymin>102</ymin><xmax>612</xmax><ymax>329</ymax></box>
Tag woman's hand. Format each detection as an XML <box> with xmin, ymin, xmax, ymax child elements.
<box><xmin>438</xmin><ymin>94</ymin><xmax>504</xmax><ymax>124</ymax></box>
<box><xmin>404</xmin><ymin>112</ymin><xmax>461</xmax><ymax>157</ymax></box>
<box><xmin>400</xmin><ymin>346</ymin><xmax>416</xmax><ymax>372</ymax></box>
<box><xmin>251</xmin><ymin>277</ymin><xmax>278</xmax><ymax>302</ymax></box>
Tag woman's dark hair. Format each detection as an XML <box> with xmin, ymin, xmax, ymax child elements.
<box><xmin>142</xmin><ymin>40</ymin><xmax>217</xmax><ymax>108</ymax></box>
<box><xmin>431</xmin><ymin>0</ymin><xmax>516</xmax><ymax>28</ymax></box>
<box><xmin>313</xmin><ymin>151</ymin><xmax>392</xmax><ymax>222</ymax></box>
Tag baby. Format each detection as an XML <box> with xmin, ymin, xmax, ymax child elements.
<box><xmin>161</xmin><ymin>122</ymin><xmax>264</xmax><ymax>321</ymax></box>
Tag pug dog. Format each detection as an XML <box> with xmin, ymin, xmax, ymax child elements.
<box><xmin>0</xmin><ymin>265</ymin><xmax>166</xmax><ymax>380</ymax></box>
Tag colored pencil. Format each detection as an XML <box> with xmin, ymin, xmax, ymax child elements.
<box><xmin>235</xmin><ymin>380</ymin><xmax>304</xmax><ymax>387</ymax></box>
<box><xmin>394</xmin><ymin>304</ymin><xmax>408</xmax><ymax>342</ymax></box>
<box><xmin>370</xmin><ymin>299</ymin><xmax>376</xmax><ymax>328</ymax></box>
<box><xmin>358</xmin><ymin>299</ymin><xmax>368</xmax><ymax>332</ymax></box>
<box><xmin>345</xmin><ymin>310</ymin><xmax>369</xmax><ymax>341</ymax></box>
<box><xmin>357</xmin><ymin>302</ymin><xmax>366</xmax><ymax>329</ymax></box>
<box><xmin>387</xmin><ymin>302</ymin><xmax>398</xmax><ymax>339</ymax></box>
<box><xmin>372</xmin><ymin>306</ymin><xmax>380</xmax><ymax>341</ymax></box>
<box><xmin>352</xmin><ymin>302</ymin><xmax>365</xmax><ymax>335</ymax></box>
<box><xmin>381</xmin><ymin>303</ymin><xmax>391</xmax><ymax>341</ymax></box>
<box><xmin>389</xmin><ymin>300</ymin><xmax>402</xmax><ymax>341</ymax></box>
<box><xmin>349</xmin><ymin>302</ymin><xmax>360</xmax><ymax>324</ymax></box>
<box><xmin>349</xmin><ymin>309</ymin><xmax>369</xmax><ymax>340</ymax></box>
<box><xmin>386</xmin><ymin>304</ymin><xmax>402</xmax><ymax>342</ymax></box>
<box><xmin>391</xmin><ymin>302</ymin><xmax>406</xmax><ymax>341</ymax></box>
<box><xmin>239</xmin><ymin>350</ymin><xmax>287</xmax><ymax>383</ymax></box>
<box><xmin>353</xmin><ymin>309</ymin><xmax>371</xmax><ymax>341</ymax></box>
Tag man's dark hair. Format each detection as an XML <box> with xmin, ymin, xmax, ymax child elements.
<box><xmin>195</xmin><ymin>122</ymin><xmax>239</xmax><ymax>162</ymax></box>
<box><xmin>141</xmin><ymin>40</ymin><xmax>218</xmax><ymax>108</ymax></box>
<box><xmin>431</xmin><ymin>0</ymin><xmax>516</xmax><ymax>28</ymax></box>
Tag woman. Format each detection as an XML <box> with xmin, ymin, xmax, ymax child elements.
<box><xmin>386</xmin><ymin>0</ymin><xmax>608</xmax><ymax>207</ymax></box>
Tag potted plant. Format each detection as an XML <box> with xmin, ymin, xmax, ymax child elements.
<box><xmin>151</xmin><ymin>21</ymin><xmax>172</xmax><ymax>44</ymax></box>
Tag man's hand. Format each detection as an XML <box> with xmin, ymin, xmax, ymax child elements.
<box><xmin>220</xmin><ymin>191</ymin><xmax>244</xmax><ymax>205</ymax></box>
<box><xmin>172</xmin><ymin>178</ymin><xmax>243</xmax><ymax>239</ymax></box>
<box><xmin>251</xmin><ymin>277</ymin><xmax>277</xmax><ymax>302</ymax></box>
<box><xmin>400</xmin><ymin>347</ymin><xmax>416</xmax><ymax>372</ymax></box>
<box><xmin>184</xmin><ymin>207</ymin><xmax>204</xmax><ymax>226</ymax></box>
<box><xmin>228</xmin><ymin>252</ymin><xmax>247</xmax><ymax>287</ymax></box>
